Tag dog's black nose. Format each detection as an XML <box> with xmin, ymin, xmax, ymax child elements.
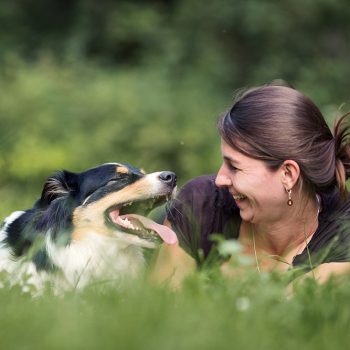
<box><xmin>159</xmin><ymin>171</ymin><xmax>177</xmax><ymax>187</ymax></box>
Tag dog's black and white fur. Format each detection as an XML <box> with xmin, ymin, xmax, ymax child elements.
<box><xmin>0</xmin><ymin>163</ymin><xmax>177</xmax><ymax>292</ymax></box>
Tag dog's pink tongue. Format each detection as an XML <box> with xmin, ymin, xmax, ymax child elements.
<box><xmin>122</xmin><ymin>214</ymin><xmax>178</xmax><ymax>245</ymax></box>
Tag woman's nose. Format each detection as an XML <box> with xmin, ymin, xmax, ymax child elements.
<box><xmin>215</xmin><ymin>166</ymin><xmax>232</xmax><ymax>187</ymax></box>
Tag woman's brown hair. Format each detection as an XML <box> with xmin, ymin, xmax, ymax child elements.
<box><xmin>218</xmin><ymin>84</ymin><xmax>350</xmax><ymax>199</ymax></box>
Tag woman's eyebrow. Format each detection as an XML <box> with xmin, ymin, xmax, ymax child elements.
<box><xmin>223</xmin><ymin>155</ymin><xmax>241</xmax><ymax>165</ymax></box>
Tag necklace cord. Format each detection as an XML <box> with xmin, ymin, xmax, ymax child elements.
<box><xmin>252</xmin><ymin>230</ymin><xmax>261</xmax><ymax>273</ymax></box>
<box><xmin>251</xmin><ymin>194</ymin><xmax>321</xmax><ymax>273</ymax></box>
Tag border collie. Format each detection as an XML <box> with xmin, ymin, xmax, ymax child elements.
<box><xmin>0</xmin><ymin>163</ymin><xmax>177</xmax><ymax>293</ymax></box>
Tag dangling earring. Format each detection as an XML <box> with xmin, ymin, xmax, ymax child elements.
<box><xmin>287</xmin><ymin>189</ymin><xmax>293</xmax><ymax>206</ymax></box>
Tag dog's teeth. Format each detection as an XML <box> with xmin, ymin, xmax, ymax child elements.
<box><xmin>115</xmin><ymin>216</ymin><xmax>137</xmax><ymax>230</ymax></box>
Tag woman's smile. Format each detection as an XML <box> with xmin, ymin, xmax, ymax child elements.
<box><xmin>232</xmin><ymin>193</ymin><xmax>247</xmax><ymax>201</ymax></box>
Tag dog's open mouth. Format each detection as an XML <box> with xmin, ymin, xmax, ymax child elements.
<box><xmin>107</xmin><ymin>196</ymin><xmax>178</xmax><ymax>245</ymax></box>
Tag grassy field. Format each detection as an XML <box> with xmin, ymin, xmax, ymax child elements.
<box><xmin>0</xmin><ymin>60</ymin><xmax>348</xmax><ymax>350</ymax></box>
<box><xmin>1</xmin><ymin>266</ymin><xmax>350</xmax><ymax>350</ymax></box>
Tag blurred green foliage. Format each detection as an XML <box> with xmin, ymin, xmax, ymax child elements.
<box><xmin>0</xmin><ymin>0</ymin><xmax>349</xmax><ymax>217</ymax></box>
<box><xmin>1</xmin><ymin>270</ymin><xmax>350</xmax><ymax>350</ymax></box>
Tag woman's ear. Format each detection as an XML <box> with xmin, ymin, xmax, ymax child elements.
<box><xmin>281</xmin><ymin>160</ymin><xmax>300</xmax><ymax>190</ymax></box>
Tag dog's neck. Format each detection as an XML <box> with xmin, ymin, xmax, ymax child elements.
<box><xmin>46</xmin><ymin>232</ymin><xmax>145</xmax><ymax>289</ymax></box>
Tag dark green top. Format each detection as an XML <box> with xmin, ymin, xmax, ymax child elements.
<box><xmin>166</xmin><ymin>175</ymin><xmax>350</xmax><ymax>270</ymax></box>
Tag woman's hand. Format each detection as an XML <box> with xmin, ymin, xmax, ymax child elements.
<box><xmin>149</xmin><ymin>219</ymin><xmax>196</xmax><ymax>288</ymax></box>
<box><xmin>303</xmin><ymin>262</ymin><xmax>350</xmax><ymax>283</ymax></box>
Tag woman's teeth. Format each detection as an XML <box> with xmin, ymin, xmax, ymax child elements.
<box><xmin>233</xmin><ymin>194</ymin><xmax>247</xmax><ymax>200</ymax></box>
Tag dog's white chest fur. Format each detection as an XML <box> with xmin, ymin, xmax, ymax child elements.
<box><xmin>47</xmin><ymin>233</ymin><xmax>145</xmax><ymax>288</ymax></box>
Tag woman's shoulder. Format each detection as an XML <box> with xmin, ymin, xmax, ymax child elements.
<box><xmin>179</xmin><ymin>174</ymin><xmax>218</xmax><ymax>195</ymax></box>
<box><xmin>293</xmin><ymin>187</ymin><xmax>350</xmax><ymax>268</ymax></box>
<box><xmin>176</xmin><ymin>174</ymin><xmax>237</xmax><ymax>210</ymax></box>
<box><xmin>319</xmin><ymin>187</ymin><xmax>350</xmax><ymax>230</ymax></box>
<box><xmin>166</xmin><ymin>174</ymin><xmax>240</xmax><ymax>262</ymax></box>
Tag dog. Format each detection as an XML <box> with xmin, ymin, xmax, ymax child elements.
<box><xmin>0</xmin><ymin>163</ymin><xmax>178</xmax><ymax>293</ymax></box>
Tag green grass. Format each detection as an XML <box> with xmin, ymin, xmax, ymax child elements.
<box><xmin>1</xmin><ymin>268</ymin><xmax>350</xmax><ymax>350</ymax></box>
<box><xmin>1</xmin><ymin>59</ymin><xmax>349</xmax><ymax>350</ymax></box>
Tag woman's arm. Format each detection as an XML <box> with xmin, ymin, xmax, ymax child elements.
<box><xmin>306</xmin><ymin>262</ymin><xmax>350</xmax><ymax>283</ymax></box>
<box><xmin>149</xmin><ymin>219</ymin><xmax>196</xmax><ymax>288</ymax></box>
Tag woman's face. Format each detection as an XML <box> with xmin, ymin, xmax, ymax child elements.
<box><xmin>215</xmin><ymin>139</ymin><xmax>287</xmax><ymax>224</ymax></box>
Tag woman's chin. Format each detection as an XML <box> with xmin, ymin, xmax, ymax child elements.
<box><xmin>238</xmin><ymin>208</ymin><xmax>254</xmax><ymax>223</ymax></box>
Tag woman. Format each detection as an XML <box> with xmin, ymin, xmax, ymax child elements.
<box><xmin>163</xmin><ymin>83</ymin><xmax>350</xmax><ymax>282</ymax></box>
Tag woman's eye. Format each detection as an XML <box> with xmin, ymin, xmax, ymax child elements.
<box><xmin>228</xmin><ymin>164</ymin><xmax>238</xmax><ymax>171</ymax></box>
<box><xmin>227</xmin><ymin>163</ymin><xmax>239</xmax><ymax>172</ymax></box>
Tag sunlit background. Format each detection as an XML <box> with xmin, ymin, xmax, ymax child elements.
<box><xmin>1</xmin><ymin>0</ymin><xmax>349</xmax><ymax>218</ymax></box>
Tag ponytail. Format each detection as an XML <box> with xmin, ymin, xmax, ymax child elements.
<box><xmin>333</xmin><ymin>112</ymin><xmax>350</xmax><ymax>199</ymax></box>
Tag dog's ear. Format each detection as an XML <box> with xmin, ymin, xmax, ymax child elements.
<box><xmin>38</xmin><ymin>170</ymin><xmax>78</xmax><ymax>207</ymax></box>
